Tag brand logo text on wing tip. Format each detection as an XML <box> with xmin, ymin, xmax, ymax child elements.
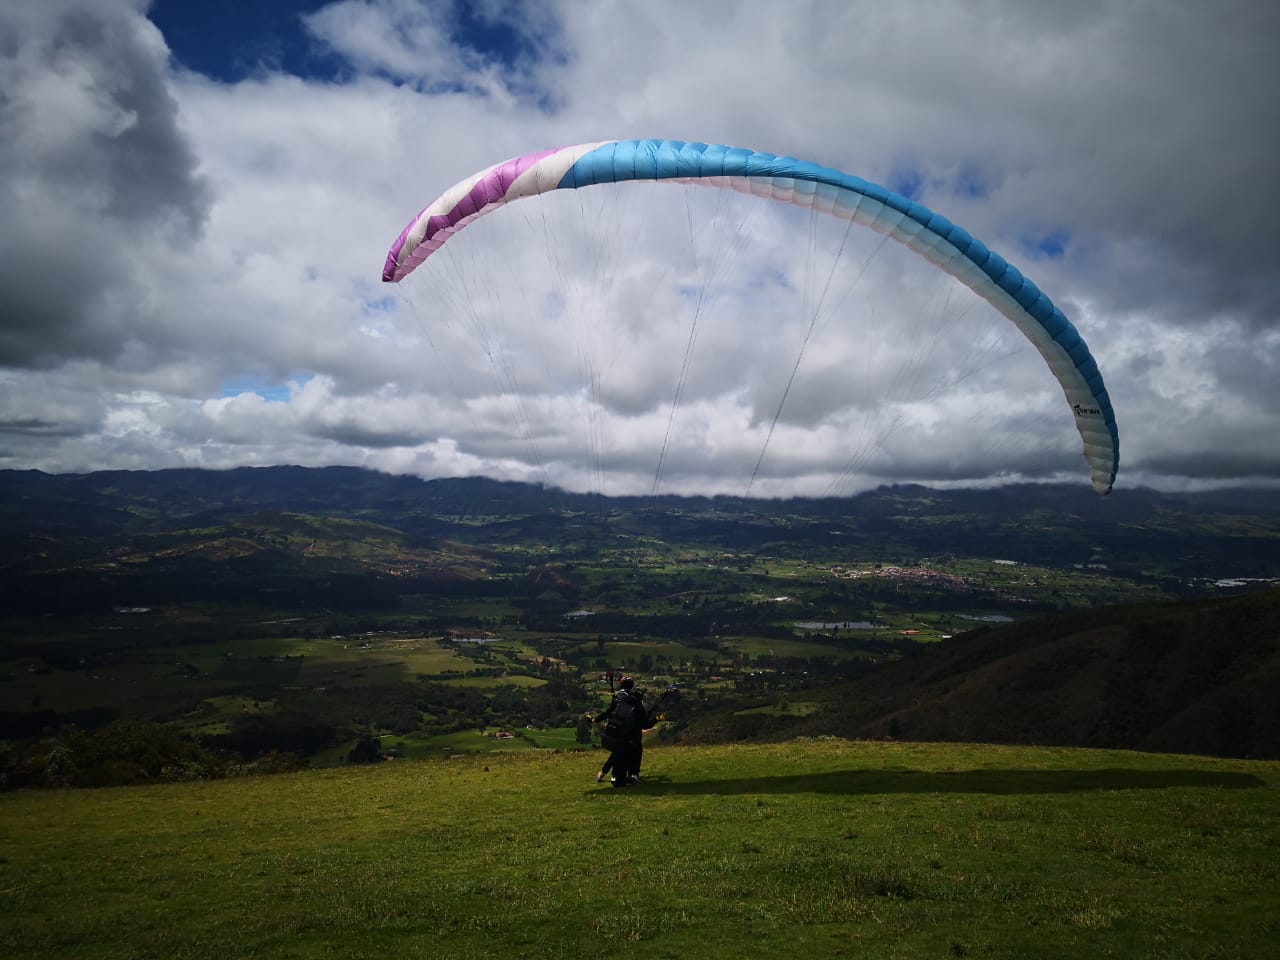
<box><xmin>1072</xmin><ymin>403</ymin><xmax>1102</xmax><ymax>417</ymax></box>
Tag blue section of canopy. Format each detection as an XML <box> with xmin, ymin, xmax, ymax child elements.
<box><xmin>560</xmin><ymin>139</ymin><xmax>1118</xmax><ymax>492</ymax></box>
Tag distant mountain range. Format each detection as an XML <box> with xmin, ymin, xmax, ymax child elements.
<box><xmin>2</xmin><ymin>463</ymin><xmax>1277</xmax><ymax>528</ymax></box>
<box><xmin>3</xmin><ymin>466</ymin><xmax>1278</xmax><ymax>580</ymax></box>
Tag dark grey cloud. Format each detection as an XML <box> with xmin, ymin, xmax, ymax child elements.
<box><xmin>0</xmin><ymin>0</ymin><xmax>209</xmax><ymax>367</ymax></box>
<box><xmin>0</xmin><ymin>417</ymin><xmax>84</xmax><ymax>437</ymax></box>
<box><xmin>1206</xmin><ymin>335</ymin><xmax>1280</xmax><ymax>409</ymax></box>
<box><xmin>311</xmin><ymin>420</ymin><xmax>435</xmax><ymax>449</ymax></box>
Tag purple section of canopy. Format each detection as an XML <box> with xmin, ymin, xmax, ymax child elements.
<box><xmin>382</xmin><ymin>146</ymin><xmax>565</xmax><ymax>282</ymax></box>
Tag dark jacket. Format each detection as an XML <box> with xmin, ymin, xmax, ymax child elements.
<box><xmin>600</xmin><ymin>688</ymin><xmax>647</xmax><ymax>744</ymax></box>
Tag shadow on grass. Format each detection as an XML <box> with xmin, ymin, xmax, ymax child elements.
<box><xmin>592</xmin><ymin>768</ymin><xmax>1267</xmax><ymax>797</ymax></box>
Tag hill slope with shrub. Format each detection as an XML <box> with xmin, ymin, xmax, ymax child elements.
<box><xmin>679</xmin><ymin>588</ymin><xmax>1280</xmax><ymax>759</ymax></box>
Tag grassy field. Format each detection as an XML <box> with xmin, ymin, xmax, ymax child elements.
<box><xmin>2</xmin><ymin>740</ymin><xmax>1276</xmax><ymax>959</ymax></box>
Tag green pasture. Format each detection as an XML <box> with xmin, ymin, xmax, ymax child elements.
<box><xmin>592</xmin><ymin>639</ymin><xmax>720</xmax><ymax>666</ymax></box>
<box><xmin>521</xmin><ymin>725</ymin><xmax>589</xmax><ymax>750</ymax></box>
<box><xmin>316</xmin><ymin>636</ymin><xmax>482</xmax><ymax>678</ymax></box>
<box><xmin>0</xmin><ymin>660</ymin><xmax>156</xmax><ymax>715</ymax></box>
<box><xmin>3</xmin><ymin>740</ymin><xmax>1274</xmax><ymax>960</ymax></box>
<box><xmin>474</xmin><ymin>639</ymin><xmax>543</xmax><ymax>663</ymax></box>
<box><xmin>380</xmin><ymin>729</ymin><xmax>533</xmax><ymax>759</ymax></box>
<box><xmin>423</xmin><ymin>728</ymin><xmax>534</xmax><ymax>754</ymax></box>
<box><xmin>439</xmin><ymin>674</ymin><xmax>547</xmax><ymax>689</ymax></box>
<box><xmin>0</xmin><ymin>634</ymin><xmax>487</xmax><ymax>717</ymax></box>
<box><xmin>721</xmin><ymin>634</ymin><xmax>883</xmax><ymax>661</ymax></box>
<box><xmin>734</xmin><ymin>700</ymin><xmax>822</xmax><ymax>718</ymax></box>
<box><xmin>180</xmin><ymin>695</ymin><xmax>276</xmax><ymax>736</ymax></box>
<box><xmin>398</xmin><ymin>725</ymin><xmax>588</xmax><ymax>756</ymax></box>
<box><xmin>440</xmin><ymin>599</ymin><xmax>525</xmax><ymax>620</ymax></box>
<box><xmin>311</xmin><ymin>725</ymin><xmax>581</xmax><ymax>764</ymax></box>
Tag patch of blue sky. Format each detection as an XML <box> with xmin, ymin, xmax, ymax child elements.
<box><xmin>363</xmin><ymin>295</ymin><xmax>399</xmax><ymax>315</ymax></box>
<box><xmin>151</xmin><ymin>0</ymin><xmax>561</xmax><ymax>85</ymax></box>
<box><xmin>150</xmin><ymin>0</ymin><xmax>343</xmax><ymax>82</ymax></box>
<box><xmin>453</xmin><ymin>2</ymin><xmax>531</xmax><ymax>68</ymax></box>
<box><xmin>217</xmin><ymin>373</ymin><xmax>314</xmax><ymax>402</ymax></box>
<box><xmin>746</xmin><ymin>267</ymin><xmax>793</xmax><ymax>291</ymax></box>
<box><xmin>951</xmin><ymin>161</ymin><xmax>997</xmax><ymax>200</ymax></box>
<box><xmin>360</xmin><ymin>297</ymin><xmax>402</xmax><ymax>339</ymax></box>
<box><xmin>1021</xmin><ymin>229</ymin><xmax>1070</xmax><ymax>260</ymax></box>
<box><xmin>886</xmin><ymin>166</ymin><xmax>924</xmax><ymax>201</ymax></box>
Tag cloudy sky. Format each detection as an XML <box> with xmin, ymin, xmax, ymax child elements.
<box><xmin>2</xmin><ymin>0</ymin><xmax>1277</xmax><ymax>499</ymax></box>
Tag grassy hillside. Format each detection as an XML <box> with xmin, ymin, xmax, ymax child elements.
<box><xmin>2</xmin><ymin>740</ymin><xmax>1276</xmax><ymax>959</ymax></box>
<box><xmin>674</xmin><ymin>588</ymin><xmax>1280</xmax><ymax>760</ymax></box>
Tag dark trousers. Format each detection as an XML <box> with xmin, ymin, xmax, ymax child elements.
<box><xmin>618</xmin><ymin>738</ymin><xmax>643</xmax><ymax>780</ymax></box>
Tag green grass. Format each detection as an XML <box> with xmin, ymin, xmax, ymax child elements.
<box><xmin>439</xmin><ymin>674</ymin><xmax>548</xmax><ymax>689</ymax></box>
<box><xmin>588</xmin><ymin>639</ymin><xmax>716</xmax><ymax>665</ymax></box>
<box><xmin>299</xmin><ymin>636</ymin><xmax>481</xmax><ymax>679</ymax></box>
<box><xmin>2</xmin><ymin>740</ymin><xmax>1276</xmax><ymax>959</ymax></box>
<box><xmin>734</xmin><ymin>700</ymin><xmax>822</xmax><ymax>717</ymax></box>
<box><xmin>376</xmin><ymin>726</ymin><xmax>589</xmax><ymax>760</ymax></box>
<box><xmin>722</xmin><ymin>633</ymin><xmax>881</xmax><ymax>661</ymax></box>
<box><xmin>0</xmin><ymin>634</ymin><xmax>488</xmax><ymax>721</ymax></box>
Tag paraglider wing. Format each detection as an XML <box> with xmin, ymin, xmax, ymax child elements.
<box><xmin>383</xmin><ymin>139</ymin><xmax>1118</xmax><ymax>494</ymax></box>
